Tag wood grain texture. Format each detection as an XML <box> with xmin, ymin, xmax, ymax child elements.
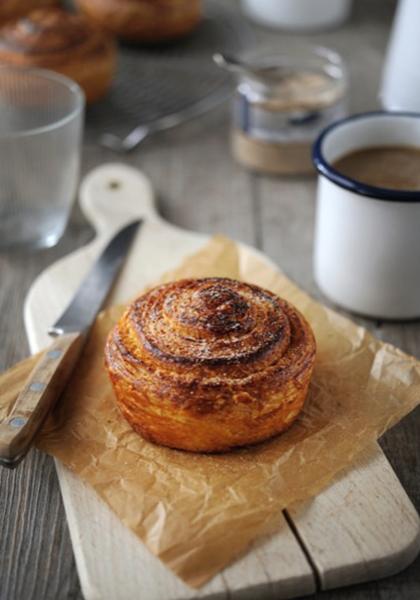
<box><xmin>54</xmin><ymin>468</ymin><xmax>315</xmax><ymax>600</ymax></box>
<box><xmin>287</xmin><ymin>445</ymin><xmax>420</xmax><ymax>590</ymax></box>
<box><xmin>1</xmin><ymin>0</ymin><xmax>419</xmax><ymax>599</ymax></box>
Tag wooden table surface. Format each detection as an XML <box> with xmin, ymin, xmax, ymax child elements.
<box><xmin>1</xmin><ymin>1</ymin><xmax>419</xmax><ymax>599</ymax></box>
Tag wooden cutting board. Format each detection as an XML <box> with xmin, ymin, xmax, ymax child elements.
<box><xmin>24</xmin><ymin>164</ymin><xmax>420</xmax><ymax>600</ymax></box>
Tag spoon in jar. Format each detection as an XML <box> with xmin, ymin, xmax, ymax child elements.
<box><xmin>213</xmin><ymin>52</ymin><xmax>291</xmax><ymax>83</ymax></box>
<box><xmin>213</xmin><ymin>52</ymin><xmax>321</xmax><ymax>126</ymax></box>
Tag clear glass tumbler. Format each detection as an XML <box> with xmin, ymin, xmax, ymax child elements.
<box><xmin>0</xmin><ymin>67</ymin><xmax>84</xmax><ymax>250</ymax></box>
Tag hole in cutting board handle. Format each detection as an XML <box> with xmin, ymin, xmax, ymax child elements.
<box><xmin>108</xmin><ymin>180</ymin><xmax>122</xmax><ymax>190</ymax></box>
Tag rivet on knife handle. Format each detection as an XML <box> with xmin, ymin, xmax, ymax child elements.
<box><xmin>0</xmin><ymin>332</ymin><xmax>85</xmax><ymax>468</ymax></box>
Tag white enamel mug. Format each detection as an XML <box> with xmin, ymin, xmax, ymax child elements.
<box><xmin>313</xmin><ymin>112</ymin><xmax>420</xmax><ymax>319</ymax></box>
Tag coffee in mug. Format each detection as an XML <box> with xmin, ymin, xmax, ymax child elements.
<box><xmin>332</xmin><ymin>146</ymin><xmax>420</xmax><ymax>191</ymax></box>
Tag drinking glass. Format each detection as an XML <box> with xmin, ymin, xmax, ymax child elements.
<box><xmin>0</xmin><ymin>67</ymin><xmax>84</xmax><ymax>250</ymax></box>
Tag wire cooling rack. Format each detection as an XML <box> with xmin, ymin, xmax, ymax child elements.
<box><xmin>85</xmin><ymin>1</ymin><xmax>254</xmax><ymax>142</ymax></box>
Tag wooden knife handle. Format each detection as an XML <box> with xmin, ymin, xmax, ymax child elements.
<box><xmin>0</xmin><ymin>332</ymin><xmax>85</xmax><ymax>468</ymax></box>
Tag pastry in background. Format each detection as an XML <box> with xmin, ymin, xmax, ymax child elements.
<box><xmin>0</xmin><ymin>0</ymin><xmax>59</xmax><ymax>25</ymax></box>
<box><xmin>105</xmin><ymin>277</ymin><xmax>316</xmax><ymax>452</ymax></box>
<box><xmin>0</xmin><ymin>8</ymin><xmax>116</xmax><ymax>104</ymax></box>
<box><xmin>75</xmin><ymin>0</ymin><xmax>202</xmax><ymax>43</ymax></box>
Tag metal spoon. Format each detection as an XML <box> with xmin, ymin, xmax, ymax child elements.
<box><xmin>213</xmin><ymin>52</ymin><xmax>321</xmax><ymax>127</ymax></box>
<box><xmin>213</xmin><ymin>52</ymin><xmax>290</xmax><ymax>82</ymax></box>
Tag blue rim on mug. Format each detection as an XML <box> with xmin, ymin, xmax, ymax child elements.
<box><xmin>312</xmin><ymin>110</ymin><xmax>420</xmax><ymax>202</ymax></box>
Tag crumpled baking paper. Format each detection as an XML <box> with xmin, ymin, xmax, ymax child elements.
<box><xmin>1</xmin><ymin>236</ymin><xmax>419</xmax><ymax>587</ymax></box>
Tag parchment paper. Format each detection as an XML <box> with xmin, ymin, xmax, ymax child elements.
<box><xmin>1</xmin><ymin>236</ymin><xmax>420</xmax><ymax>587</ymax></box>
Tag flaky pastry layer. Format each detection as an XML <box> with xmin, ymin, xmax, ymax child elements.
<box><xmin>105</xmin><ymin>277</ymin><xmax>316</xmax><ymax>452</ymax></box>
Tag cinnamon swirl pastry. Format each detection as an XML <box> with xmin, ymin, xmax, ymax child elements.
<box><xmin>75</xmin><ymin>0</ymin><xmax>202</xmax><ymax>43</ymax></box>
<box><xmin>0</xmin><ymin>0</ymin><xmax>58</xmax><ymax>25</ymax></box>
<box><xmin>0</xmin><ymin>8</ymin><xmax>116</xmax><ymax>103</ymax></box>
<box><xmin>105</xmin><ymin>278</ymin><xmax>316</xmax><ymax>453</ymax></box>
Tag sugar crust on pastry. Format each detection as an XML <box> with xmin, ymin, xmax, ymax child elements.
<box><xmin>105</xmin><ymin>277</ymin><xmax>316</xmax><ymax>452</ymax></box>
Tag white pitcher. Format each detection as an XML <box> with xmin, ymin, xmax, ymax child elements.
<box><xmin>381</xmin><ymin>0</ymin><xmax>420</xmax><ymax>111</ymax></box>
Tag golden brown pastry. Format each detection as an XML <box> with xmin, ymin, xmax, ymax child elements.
<box><xmin>75</xmin><ymin>0</ymin><xmax>202</xmax><ymax>43</ymax></box>
<box><xmin>105</xmin><ymin>277</ymin><xmax>316</xmax><ymax>452</ymax></box>
<box><xmin>0</xmin><ymin>0</ymin><xmax>59</xmax><ymax>25</ymax></box>
<box><xmin>0</xmin><ymin>8</ymin><xmax>116</xmax><ymax>104</ymax></box>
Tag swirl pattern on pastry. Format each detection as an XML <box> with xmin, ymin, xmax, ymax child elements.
<box><xmin>75</xmin><ymin>0</ymin><xmax>201</xmax><ymax>43</ymax></box>
<box><xmin>105</xmin><ymin>277</ymin><xmax>316</xmax><ymax>452</ymax></box>
<box><xmin>0</xmin><ymin>8</ymin><xmax>116</xmax><ymax>103</ymax></box>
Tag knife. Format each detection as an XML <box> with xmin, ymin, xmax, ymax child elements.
<box><xmin>0</xmin><ymin>220</ymin><xmax>142</xmax><ymax>469</ymax></box>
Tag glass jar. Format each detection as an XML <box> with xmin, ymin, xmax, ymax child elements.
<box><xmin>231</xmin><ymin>44</ymin><xmax>348</xmax><ymax>175</ymax></box>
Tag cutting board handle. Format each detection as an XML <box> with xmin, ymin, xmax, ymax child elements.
<box><xmin>79</xmin><ymin>163</ymin><xmax>158</xmax><ymax>235</ymax></box>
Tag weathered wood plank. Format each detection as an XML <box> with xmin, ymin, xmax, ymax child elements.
<box><xmin>2</xmin><ymin>1</ymin><xmax>419</xmax><ymax>599</ymax></box>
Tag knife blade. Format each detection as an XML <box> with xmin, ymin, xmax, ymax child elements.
<box><xmin>0</xmin><ymin>219</ymin><xmax>142</xmax><ymax>469</ymax></box>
